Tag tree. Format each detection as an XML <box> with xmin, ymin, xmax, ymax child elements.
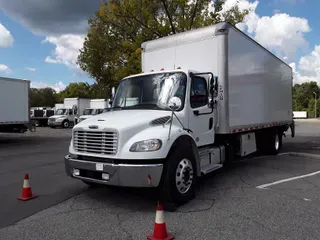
<box><xmin>78</xmin><ymin>0</ymin><xmax>250</xmax><ymax>87</ymax></box>
<box><xmin>29</xmin><ymin>88</ymin><xmax>57</xmax><ymax>107</ymax></box>
<box><xmin>292</xmin><ymin>81</ymin><xmax>320</xmax><ymax>117</ymax></box>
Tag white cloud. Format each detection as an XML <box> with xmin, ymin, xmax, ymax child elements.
<box><xmin>45</xmin><ymin>56</ymin><xmax>58</xmax><ymax>64</ymax></box>
<box><xmin>30</xmin><ymin>81</ymin><xmax>66</xmax><ymax>93</ymax></box>
<box><xmin>217</xmin><ymin>0</ymin><xmax>314</xmax><ymax>86</ymax></box>
<box><xmin>0</xmin><ymin>64</ymin><xmax>12</xmax><ymax>74</ymax></box>
<box><xmin>290</xmin><ymin>45</ymin><xmax>320</xmax><ymax>85</ymax></box>
<box><xmin>43</xmin><ymin>34</ymin><xmax>85</xmax><ymax>70</ymax></box>
<box><xmin>25</xmin><ymin>67</ymin><xmax>36</xmax><ymax>72</ymax></box>
<box><xmin>225</xmin><ymin>0</ymin><xmax>311</xmax><ymax>61</ymax></box>
<box><xmin>0</xmin><ymin>23</ymin><xmax>14</xmax><ymax>47</ymax></box>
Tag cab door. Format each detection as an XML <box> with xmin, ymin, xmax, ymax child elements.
<box><xmin>187</xmin><ymin>72</ymin><xmax>215</xmax><ymax>147</ymax></box>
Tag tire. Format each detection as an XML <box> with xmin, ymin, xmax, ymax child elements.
<box><xmin>160</xmin><ymin>146</ymin><xmax>197</xmax><ymax>204</ymax></box>
<box><xmin>266</xmin><ymin>130</ymin><xmax>283</xmax><ymax>155</ymax></box>
<box><xmin>62</xmin><ymin>120</ymin><xmax>70</xmax><ymax>128</ymax></box>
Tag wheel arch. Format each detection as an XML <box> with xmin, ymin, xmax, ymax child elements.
<box><xmin>165</xmin><ymin>135</ymin><xmax>201</xmax><ymax>176</ymax></box>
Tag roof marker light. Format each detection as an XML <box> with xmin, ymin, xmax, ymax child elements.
<box><xmin>160</xmin><ymin>68</ymin><xmax>164</xmax><ymax>71</ymax></box>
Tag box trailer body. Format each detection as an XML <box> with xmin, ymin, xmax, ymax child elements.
<box><xmin>141</xmin><ymin>22</ymin><xmax>293</xmax><ymax>135</ymax></box>
<box><xmin>0</xmin><ymin>77</ymin><xmax>35</xmax><ymax>133</ymax></box>
<box><xmin>64</xmin><ymin>22</ymin><xmax>295</xmax><ymax>204</ymax></box>
<box><xmin>54</xmin><ymin>103</ymin><xmax>64</xmax><ymax>111</ymax></box>
<box><xmin>48</xmin><ymin>98</ymin><xmax>90</xmax><ymax>128</ymax></box>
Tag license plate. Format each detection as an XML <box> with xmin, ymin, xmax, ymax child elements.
<box><xmin>96</xmin><ymin>163</ymin><xmax>103</xmax><ymax>171</ymax></box>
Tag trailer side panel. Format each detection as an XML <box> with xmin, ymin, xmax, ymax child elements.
<box><xmin>227</xmin><ymin>27</ymin><xmax>293</xmax><ymax>132</ymax></box>
<box><xmin>0</xmin><ymin>77</ymin><xmax>30</xmax><ymax>123</ymax></box>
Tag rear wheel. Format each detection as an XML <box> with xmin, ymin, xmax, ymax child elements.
<box><xmin>258</xmin><ymin>128</ymin><xmax>283</xmax><ymax>155</ymax></box>
<box><xmin>160</xmin><ymin>146</ymin><xmax>197</xmax><ymax>204</ymax></box>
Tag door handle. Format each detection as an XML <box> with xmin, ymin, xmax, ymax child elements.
<box><xmin>209</xmin><ymin>117</ymin><xmax>213</xmax><ymax>130</ymax></box>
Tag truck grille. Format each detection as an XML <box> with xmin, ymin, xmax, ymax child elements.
<box><xmin>73</xmin><ymin>131</ymin><xmax>118</xmax><ymax>155</ymax></box>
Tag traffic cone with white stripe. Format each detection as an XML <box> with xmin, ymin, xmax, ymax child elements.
<box><xmin>17</xmin><ymin>173</ymin><xmax>37</xmax><ymax>201</ymax></box>
<box><xmin>147</xmin><ymin>202</ymin><xmax>174</xmax><ymax>240</ymax></box>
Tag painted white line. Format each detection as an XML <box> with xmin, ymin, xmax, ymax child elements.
<box><xmin>279</xmin><ymin>152</ymin><xmax>320</xmax><ymax>160</ymax></box>
<box><xmin>256</xmin><ymin>170</ymin><xmax>320</xmax><ymax>189</ymax></box>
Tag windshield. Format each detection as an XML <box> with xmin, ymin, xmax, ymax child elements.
<box><xmin>112</xmin><ymin>72</ymin><xmax>187</xmax><ymax>110</ymax></box>
<box><xmin>56</xmin><ymin>108</ymin><xmax>67</xmax><ymax>115</ymax></box>
<box><xmin>83</xmin><ymin>108</ymin><xmax>94</xmax><ymax>115</ymax></box>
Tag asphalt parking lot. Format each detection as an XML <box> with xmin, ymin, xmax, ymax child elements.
<box><xmin>1</xmin><ymin>120</ymin><xmax>320</xmax><ymax>240</ymax></box>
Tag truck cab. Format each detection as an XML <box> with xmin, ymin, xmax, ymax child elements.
<box><xmin>48</xmin><ymin>108</ymin><xmax>75</xmax><ymax>128</ymax></box>
<box><xmin>76</xmin><ymin>108</ymin><xmax>104</xmax><ymax>123</ymax></box>
<box><xmin>65</xmin><ymin>69</ymin><xmax>220</xmax><ymax>204</ymax></box>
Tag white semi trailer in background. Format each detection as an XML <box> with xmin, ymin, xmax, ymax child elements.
<box><xmin>0</xmin><ymin>77</ymin><xmax>36</xmax><ymax>133</ymax></box>
<box><xmin>48</xmin><ymin>98</ymin><xmax>90</xmax><ymax>128</ymax></box>
<box><xmin>76</xmin><ymin>99</ymin><xmax>109</xmax><ymax>123</ymax></box>
<box><xmin>64</xmin><ymin>22</ymin><xmax>295</xmax><ymax>204</ymax></box>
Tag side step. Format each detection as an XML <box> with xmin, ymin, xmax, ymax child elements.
<box><xmin>200</xmin><ymin>163</ymin><xmax>223</xmax><ymax>175</ymax></box>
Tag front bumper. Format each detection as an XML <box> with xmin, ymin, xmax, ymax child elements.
<box><xmin>64</xmin><ymin>155</ymin><xmax>164</xmax><ymax>187</ymax></box>
<box><xmin>48</xmin><ymin>120</ymin><xmax>63</xmax><ymax>126</ymax></box>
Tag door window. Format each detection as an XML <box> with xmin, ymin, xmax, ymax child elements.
<box><xmin>190</xmin><ymin>76</ymin><xmax>208</xmax><ymax>108</ymax></box>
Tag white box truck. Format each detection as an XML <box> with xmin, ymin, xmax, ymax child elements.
<box><xmin>293</xmin><ymin>111</ymin><xmax>307</xmax><ymax>119</ymax></box>
<box><xmin>48</xmin><ymin>98</ymin><xmax>90</xmax><ymax>128</ymax></box>
<box><xmin>64</xmin><ymin>22</ymin><xmax>295</xmax><ymax>204</ymax></box>
<box><xmin>0</xmin><ymin>77</ymin><xmax>36</xmax><ymax>133</ymax></box>
<box><xmin>76</xmin><ymin>99</ymin><xmax>109</xmax><ymax>123</ymax></box>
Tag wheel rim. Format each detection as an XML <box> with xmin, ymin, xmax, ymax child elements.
<box><xmin>275</xmin><ymin>134</ymin><xmax>279</xmax><ymax>150</ymax></box>
<box><xmin>175</xmin><ymin>158</ymin><xmax>194</xmax><ymax>194</ymax></box>
<box><xmin>64</xmin><ymin>122</ymin><xmax>69</xmax><ymax>127</ymax></box>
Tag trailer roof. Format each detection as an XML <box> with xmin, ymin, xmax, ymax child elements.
<box><xmin>0</xmin><ymin>76</ymin><xmax>30</xmax><ymax>83</ymax></box>
<box><xmin>141</xmin><ymin>21</ymin><xmax>291</xmax><ymax>70</ymax></box>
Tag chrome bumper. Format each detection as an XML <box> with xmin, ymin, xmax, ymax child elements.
<box><xmin>48</xmin><ymin>121</ymin><xmax>62</xmax><ymax>126</ymax></box>
<box><xmin>64</xmin><ymin>155</ymin><xmax>164</xmax><ymax>187</ymax></box>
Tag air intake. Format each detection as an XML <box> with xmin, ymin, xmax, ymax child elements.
<box><xmin>150</xmin><ymin>116</ymin><xmax>171</xmax><ymax>126</ymax></box>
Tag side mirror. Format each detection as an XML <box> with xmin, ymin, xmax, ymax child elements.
<box><xmin>209</xmin><ymin>76</ymin><xmax>218</xmax><ymax>98</ymax></box>
<box><xmin>168</xmin><ymin>97</ymin><xmax>182</xmax><ymax>111</ymax></box>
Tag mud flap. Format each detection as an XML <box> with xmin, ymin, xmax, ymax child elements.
<box><xmin>290</xmin><ymin>121</ymin><xmax>295</xmax><ymax>137</ymax></box>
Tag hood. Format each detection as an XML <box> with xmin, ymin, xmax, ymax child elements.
<box><xmin>74</xmin><ymin>109</ymin><xmax>171</xmax><ymax>131</ymax></box>
<box><xmin>80</xmin><ymin>115</ymin><xmax>93</xmax><ymax>120</ymax></box>
<box><xmin>49</xmin><ymin>115</ymin><xmax>65</xmax><ymax>119</ymax></box>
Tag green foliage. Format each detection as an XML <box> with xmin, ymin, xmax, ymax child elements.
<box><xmin>29</xmin><ymin>88</ymin><xmax>57</xmax><ymax>107</ymax></box>
<box><xmin>29</xmin><ymin>82</ymin><xmax>111</xmax><ymax>107</ymax></box>
<box><xmin>77</xmin><ymin>0</ymin><xmax>250</xmax><ymax>87</ymax></box>
<box><xmin>293</xmin><ymin>81</ymin><xmax>320</xmax><ymax>118</ymax></box>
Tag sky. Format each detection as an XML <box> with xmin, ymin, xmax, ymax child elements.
<box><xmin>0</xmin><ymin>0</ymin><xmax>319</xmax><ymax>92</ymax></box>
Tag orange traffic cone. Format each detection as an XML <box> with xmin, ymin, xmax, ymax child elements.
<box><xmin>17</xmin><ymin>173</ymin><xmax>37</xmax><ymax>201</ymax></box>
<box><xmin>147</xmin><ymin>202</ymin><xmax>174</xmax><ymax>240</ymax></box>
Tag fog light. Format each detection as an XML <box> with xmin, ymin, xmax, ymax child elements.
<box><xmin>73</xmin><ymin>169</ymin><xmax>80</xmax><ymax>176</ymax></box>
<box><xmin>102</xmin><ymin>173</ymin><xmax>109</xmax><ymax>180</ymax></box>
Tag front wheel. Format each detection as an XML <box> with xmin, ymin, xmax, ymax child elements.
<box><xmin>160</xmin><ymin>146</ymin><xmax>197</xmax><ymax>204</ymax></box>
<box><xmin>62</xmin><ymin>120</ymin><xmax>70</xmax><ymax>128</ymax></box>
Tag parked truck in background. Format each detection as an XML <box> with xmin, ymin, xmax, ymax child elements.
<box><xmin>64</xmin><ymin>22</ymin><xmax>295</xmax><ymax>204</ymax></box>
<box><xmin>54</xmin><ymin>103</ymin><xmax>64</xmax><ymax>112</ymax></box>
<box><xmin>76</xmin><ymin>99</ymin><xmax>110</xmax><ymax>123</ymax></box>
<box><xmin>0</xmin><ymin>77</ymin><xmax>36</xmax><ymax>133</ymax></box>
<box><xmin>48</xmin><ymin>98</ymin><xmax>90</xmax><ymax>128</ymax></box>
<box><xmin>30</xmin><ymin>107</ymin><xmax>55</xmax><ymax>127</ymax></box>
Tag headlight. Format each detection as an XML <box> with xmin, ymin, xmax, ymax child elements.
<box><xmin>56</xmin><ymin>118</ymin><xmax>64</xmax><ymax>122</ymax></box>
<box><xmin>130</xmin><ymin>139</ymin><xmax>162</xmax><ymax>152</ymax></box>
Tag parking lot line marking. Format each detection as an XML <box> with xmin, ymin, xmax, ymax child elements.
<box><xmin>256</xmin><ymin>170</ymin><xmax>320</xmax><ymax>189</ymax></box>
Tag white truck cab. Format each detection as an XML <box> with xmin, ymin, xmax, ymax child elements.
<box><xmin>64</xmin><ymin>22</ymin><xmax>294</xmax><ymax>204</ymax></box>
<box><xmin>48</xmin><ymin>108</ymin><xmax>75</xmax><ymax>128</ymax></box>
